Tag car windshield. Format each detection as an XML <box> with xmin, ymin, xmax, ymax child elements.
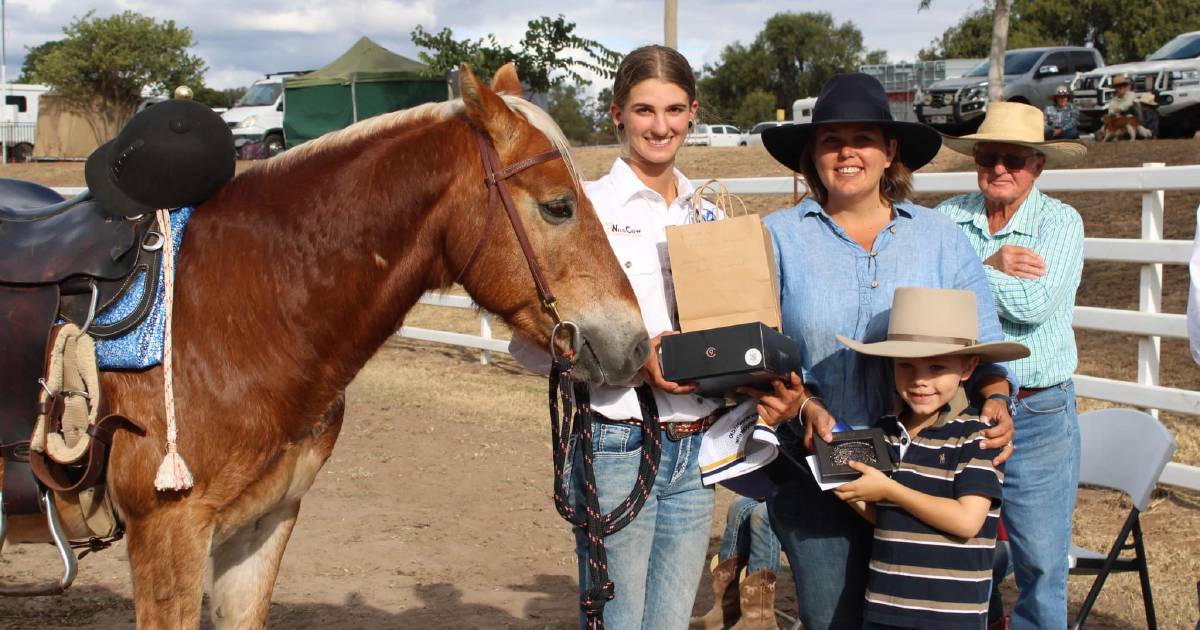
<box><xmin>1147</xmin><ymin>34</ymin><xmax>1200</xmax><ymax>61</ymax></box>
<box><xmin>235</xmin><ymin>83</ymin><xmax>282</xmax><ymax>107</ymax></box>
<box><xmin>965</xmin><ymin>50</ymin><xmax>1045</xmax><ymax>77</ymax></box>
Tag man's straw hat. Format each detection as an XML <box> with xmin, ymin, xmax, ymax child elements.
<box><xmin>836</xmin><ymin>287</ymin><xmax>1029</xmax><ymax>363</ymax></box>
<box><xmin>941</xmin><ymin>101</ymin><xmax>1087</xmax><ymax>167</ymax></box>
<box><xmin>1111</xmin><ymin>73</ymin><xmax>1132</xmax><ymax>87</ymax></box>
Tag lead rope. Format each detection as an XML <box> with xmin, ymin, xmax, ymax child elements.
<box><xmin>549</xmin><ymin>356</ymin><xmax>661</xmax><ymax>629</ymax></box>
<box><xmin>152</xmin><ymin>208</ymin><xmax>193</xmax><ymax>492</ymax></box>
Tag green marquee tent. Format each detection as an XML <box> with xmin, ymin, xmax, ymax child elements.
<box><xmin>282</xmin><ymin>36</ymin><xmax>449</xmax><ymax>147</ymax></box>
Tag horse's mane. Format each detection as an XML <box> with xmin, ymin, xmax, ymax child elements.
<box><xmin>262</xmin><ymin>94</ymin><xmax>580</xmax><ymax>185</ymax></box>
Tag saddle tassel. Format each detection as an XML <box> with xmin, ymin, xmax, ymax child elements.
<box><xmin>151</xmin><ymin>208</ymin><xmax>193</xmax><ymax>492</ymax></box>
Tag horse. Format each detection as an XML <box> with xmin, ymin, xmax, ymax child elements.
<box><xmin>2</xmin><ymin>64</ymin><xmax>649</xmax><ymax>628</ymax></box>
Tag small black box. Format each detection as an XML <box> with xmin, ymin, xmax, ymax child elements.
<box><xmin>812</xmin><ymin>428</ymin><xmax>896</xmax><ymax>483</ymax></box>
<box><xmin>659</xmin><ymin>322</ymin><xmax>801</xmax><ymax>396</ymax></box>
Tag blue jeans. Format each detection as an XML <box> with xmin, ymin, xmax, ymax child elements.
<box><xmin>1044</xmin><ymin>126</ymin><xmax>1080</xmax><ymax>140</ymax></box>
<box><xmin>568</xmin><ymin>422</ymin><xmax>714</xmax><ymax>630</ymax></box>
<box><xmin>1002</xmin><ymin>381</ymin><xmax>1080</xmax><ymax>629</ymax></box>
<box><xmin>767</xmin><ymin>423</ymin><xmax>873</xmax><ymax>630</ymax></box>
<box><xmin>718</xmin><ymin>495</ymin><xmax>781</xmax><ymax>574</ymax></box>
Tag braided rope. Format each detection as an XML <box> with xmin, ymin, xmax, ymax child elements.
<box><xmin>152</xmin><ymin>208</ymin><xmax>193</xmax><ymax>492</ymax></box>
<box><xmin>549</xmin><ymin>357</ymin><xmax>661</xmax><ymax>629</ymax></box>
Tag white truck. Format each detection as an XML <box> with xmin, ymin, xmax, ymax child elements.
<box><xmin>1</xmin><ymin>83</ymin><xmax>50</xmax><ymax>162</ymax></box>
<box><xmin>221</xmin><ymin>72</ymin><xmax>305</xmax><ymax>158</ymax></box>
<box><xmin>1071</xmin><ymin>31</ymin><xmax>1200</xmax><ymax>138</ymax></box>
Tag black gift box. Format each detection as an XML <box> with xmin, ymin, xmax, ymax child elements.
<box><xmin>812</xmin><ymin>428</ymin><xmax>896</xmax><ymax>483</ymax></box>
<box><xmin>659</xmin><ymin>322</ymin><xmax>801</xmax><ymax>396</ymax></box>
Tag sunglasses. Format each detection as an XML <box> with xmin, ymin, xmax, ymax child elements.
<box><xmin>974</xmin><ymin>151</ymin><xmax>1038</xmax><ymax>171</ymax></box>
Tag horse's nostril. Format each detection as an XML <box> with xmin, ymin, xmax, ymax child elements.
<box><xmin>632</xmin><ymin>336</ymin><xmax>651</xmax><ymax>364</ymax></box>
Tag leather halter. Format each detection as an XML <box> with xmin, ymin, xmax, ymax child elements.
<box><xmin>464</xmin><ymin>128</ymin><xmax>566</xmax><ymax>325</ymax></box>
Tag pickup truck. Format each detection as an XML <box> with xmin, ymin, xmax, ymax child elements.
<box><xmin>914</xmin><ymin>47</ymin><xmax>1104</xmax><ymax>133</ymax></box>
<box><xmin>1071</xmin><ymin>31</ymin><xmax>1200</xmax><ymax>138</ymax></box>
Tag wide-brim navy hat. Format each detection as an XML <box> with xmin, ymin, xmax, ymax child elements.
<box><xmin>762</xmin><ymin>73</ymin><xmax>942</xmax><ymax>172</ymax></box>
<box><xmin>85</xmin><ymin>99</ymin><xmax>234</xmax><ymax>217</ymax></box>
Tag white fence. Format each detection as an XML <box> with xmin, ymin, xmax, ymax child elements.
<box><xmin>50</xmin><ymin>164</ymin><xmax>1200</xmax><ymax>490</ymax></box>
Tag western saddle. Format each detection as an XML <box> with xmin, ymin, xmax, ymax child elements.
<box><xmin>0</xmin><ymin>178</ymin><xmax>161</xmax><ymax>595</ymax></box>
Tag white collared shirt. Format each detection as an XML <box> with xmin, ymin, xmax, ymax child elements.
<box><xmin>510</xmin><ymin>158</ymin><xmax>723</xmax><ymax>422</ymax></box>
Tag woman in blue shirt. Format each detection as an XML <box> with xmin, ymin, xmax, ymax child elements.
<box><xmin>745</xmin><ymin>73</ymin><xmax>1018</xmax><ymax>630</ymax></box>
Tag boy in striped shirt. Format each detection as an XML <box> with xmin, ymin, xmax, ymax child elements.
<box><xmin>833</xmin><ymin>287</ymin><xmax>1030</xmax><ymax>629</ymax></box>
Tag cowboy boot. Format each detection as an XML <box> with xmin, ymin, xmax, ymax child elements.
<box><xmin>690</xmin><ymin>555</ymin><xmax>741</xmax><ymax>629</ymax></box>
<box><xmin>731</xmin><ymin>569</ymin><xmax>779</xmax><ymax>630</ymax></box>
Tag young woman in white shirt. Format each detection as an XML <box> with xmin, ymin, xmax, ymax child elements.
<box><xmin>510</xmin><ymin>45</ymin><xmax>727</xmax><ymax>629</ymax></box>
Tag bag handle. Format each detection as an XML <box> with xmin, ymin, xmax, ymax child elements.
<box><xmin>689</xmin><ymin>179</ymin><xmax>749</xmax><ymax>223</ymax></box>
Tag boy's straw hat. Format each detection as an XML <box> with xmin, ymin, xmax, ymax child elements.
<box><xmin>941</xmin><ymin>101</ymin><xmax>1087</xmax><ymax>167</ymax></box>
<box><xmin>836</xmin><ymin>287</ymin><xmax>1030</xmax><ymax>363</ymax></box>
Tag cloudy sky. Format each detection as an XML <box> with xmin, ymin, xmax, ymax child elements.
<box><xmin>6</xmin><ymin>0</ymin><xmax>982</xmax><ymax>91</ymax></box>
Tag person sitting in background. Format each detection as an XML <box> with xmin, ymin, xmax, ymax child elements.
<box><xmin>691</xmin><ymin>496</ymin><xmax>782</xmax><ymax>630</ymax></box>
<box><xmin>1043</xmin><ymin>85</ymin><xmax>1079</xmax><ymax>140</ymax></box>
<box><xmin>1106</xmin><ymin>75</ymin><xmax>1142</xmax><ymax>119</ymax></box>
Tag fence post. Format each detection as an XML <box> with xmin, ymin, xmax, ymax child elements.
<box><xmin>479</xmin><ymin>313</ymin><xmax>493</xmax><ymax>365</ymax></box>
<box><xmin>1138</xmin><ymin>162</ymin><xmax>1165</xmax><ymax>418</ymax></box>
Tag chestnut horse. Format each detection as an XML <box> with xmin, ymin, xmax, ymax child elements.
<box><xmin>16</xmin><ymin>65</ymin><xmax>647</xmax><ymax>627</ymax></box>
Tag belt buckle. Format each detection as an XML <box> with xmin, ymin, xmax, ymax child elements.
<box><xmin>665</xmin><ymin>421</ymin><xmax>691</xmax><ymax>441</ymax></box>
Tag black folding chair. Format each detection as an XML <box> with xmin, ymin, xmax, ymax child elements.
<box><xmin>1069</xmin><ymin>408</ymin><xmax>1176</xmax><ymax>630</ymax></box>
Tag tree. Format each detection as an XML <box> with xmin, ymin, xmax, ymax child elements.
<box><xmin>1017</xmin><ymin>0</ymin><xmax>1200</xmax><ymax>64</ymax></box>
<box><xmin>592</xmin><ymin>86</ymin><xmax>617</xmax><ymax>143</ymax></box>
<box><xmin>698</xmin><ymin>12</ymin><xmax>878</xmax><ymax>124</ymax></box>
<box><xmin>547</xmin><ymin>84</ymin><xmax>594</xmax><ymax>144</ymax></box>
<box><xmin>735</xmin><ymin>90</ymin><xmax>777</xmax><ymax>130</ymax></box>
<box><xmin>411</xmin><ymin>15</ymin><xmax>620</xmax><ymax>93</ymax></box>
<box><xmin>17</xmin><ymin>41</ymin><xmax>65</xmax><ymax>83</ymax></box>
<box><xmin>920</xmin><ymin>1</ymin><xmax>1200</xmax><ymax>66</ymax></box>
<box><xmin>920</xmin><ymin>5</ymin><xmax>996</xmax><ymax>60</ymax></box>
<box><xmin>221</xmin><ymin>87</ymin><xmax>247</xmax><ymax>108</ymax></box>
<box><xmin>919</xmin><ymin>0</ymin><xmax>1011</xmax><ymax>101</ymax></box>
<box><xmin>189</xmin><ymin>85</ymin><xmax>230</xmax><ymax>109</ymax></box>
<box><xmin>25</xmin><ymin>10</ymin><xmax>205</xmax><ymax>128</ymax></box>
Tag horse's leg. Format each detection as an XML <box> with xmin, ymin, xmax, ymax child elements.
<box><xmin>208</xmin><ymin>500</ymin><xmax>302</xmax><ymax>629</ymax></box>
<box><xmin>126</xmin><ymin>508</ymin><xmax>215</xmax><ymax>629</ymax></box>
<box><xmin>208</xmin><ymin>395</ymin><xmax>345</xmax><ymax>629</ymax></box>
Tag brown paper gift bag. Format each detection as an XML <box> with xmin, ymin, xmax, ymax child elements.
<box><xmin>666</xmin><ymin>180</ymin><xmax>781</xmax><ymax>333</ymax></box>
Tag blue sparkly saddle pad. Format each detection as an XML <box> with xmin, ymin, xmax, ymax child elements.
<box><xmin>94</xmin><ymin>207</ymin><xmax>193</xmax><ymax>369</ymax></box>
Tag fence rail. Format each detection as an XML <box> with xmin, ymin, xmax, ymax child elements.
<box><xmin>50</xmin><ymin>163</ymin><xmax>1200</xmax><ymax>490</ymax></box>
<box><xmin>0</xmin><ymin>122</ymin><xmax>34</xmax><ymax>146</ymax></box>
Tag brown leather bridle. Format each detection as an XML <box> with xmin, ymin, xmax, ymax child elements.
<box><xmin>463</xmin><ymin>128</ymin><xmax>580</xmax><ymax>354</ymax></box>
<box><xmin>467</xmin><ymin>128</ymin><xmax>662</xmax><ymax>630</ymax></box>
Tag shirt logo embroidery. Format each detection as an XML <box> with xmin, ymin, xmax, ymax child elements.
<box><xmin>606</xmin><ymin>223</ymin><xmax>642</xmax><ymax>235</ymax></box>
<box><xmin>938</xmin><ymin>452</ymin><xmax>946</xmax><ymax>465</ymax></box>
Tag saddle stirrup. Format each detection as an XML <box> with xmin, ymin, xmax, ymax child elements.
<box><xmin>0</xmin><ymin>489</ymin><xmax>79</xmax><ymax>596</ymax></box>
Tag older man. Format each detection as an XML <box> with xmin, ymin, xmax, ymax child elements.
<box><xmin>935</xmin><ymin>102</ymin><xmax>1087</xmax><ymax>630</ymax></box>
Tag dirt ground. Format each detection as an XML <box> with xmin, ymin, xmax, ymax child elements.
<box><xmin>2</xmin><ymin>140</ymin><xmax>1200</xmax><ymax>627</ymax></box>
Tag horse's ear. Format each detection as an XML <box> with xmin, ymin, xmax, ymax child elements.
<box><xmin>461</xmin><ymin>64</ymin><xmax>520</xmax><ymax>144</ymax></box>
<box><xmin>490</xmin><ymin>63</ymin><xmax>523</xmax><ymax>98</ymax></box>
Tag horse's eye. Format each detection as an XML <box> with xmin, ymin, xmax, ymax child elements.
<box><xmin>539</xmin><ymin>199</ymin><xmax>574</xmax><ymax>223</ymax></box>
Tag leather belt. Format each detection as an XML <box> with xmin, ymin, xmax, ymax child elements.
<box><xmin>598</xmin><ymin>411</ymin><xmax>721</xmax><ymax>441</ymax></box>
<box><xmin>1017</xmin><ymin>385</ymin><xmax>1053</xmax><ymax>400</ymax></box>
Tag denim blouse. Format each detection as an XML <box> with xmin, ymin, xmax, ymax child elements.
<box><xmin>764</xmin><ymin>198</ymin><xmax>1016</xmax><ymax>429</ymax></box>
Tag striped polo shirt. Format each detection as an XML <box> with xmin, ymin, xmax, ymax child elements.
<box><xmin>936</xmin><ymin>188</ymin><xmax>1084</xmax><ymax>388</ymax></box>
<box><xmin>865</xmin><ymin>389</ymin><xmax>1004</xmax><ymax>630</ymax></box>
